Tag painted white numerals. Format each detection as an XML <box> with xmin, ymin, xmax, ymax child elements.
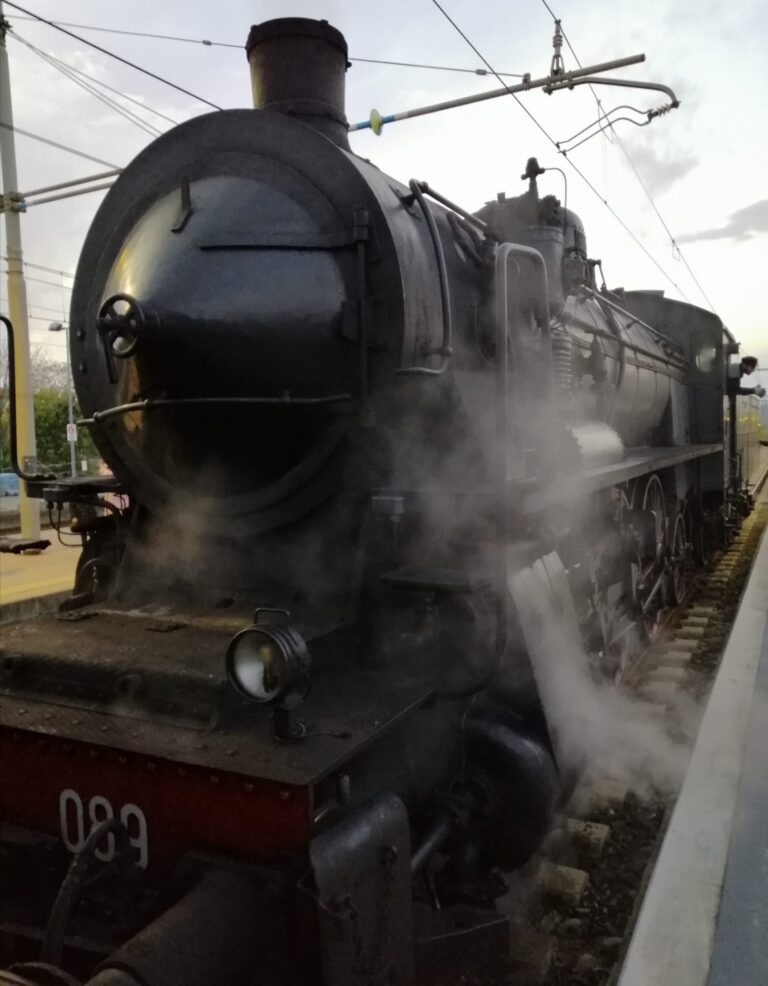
<box><xmin>120</xmin><ymin>803</ymin><xmax>149</xmax><ymax>869</ymax></box>
<box><xmin>58</xmin><ymin>789</ymin><xmax>149</xmax><ymax>869</ymax></box>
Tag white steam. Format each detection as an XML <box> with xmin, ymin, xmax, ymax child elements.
<box><xmin>509</xmin><ymin>552</ymin><xmax>698</xmax><ymax>800</ymax></box>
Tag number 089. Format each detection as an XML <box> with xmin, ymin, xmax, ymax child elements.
<box><xmin>59</xmin><ymin>788</ymin><xmax>149</xmax><ymax>869</ymax></box>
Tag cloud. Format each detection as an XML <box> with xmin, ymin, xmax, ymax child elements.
<box><xmin>677</xmin><ymin>199</ymin><xmax>768</xmax><ymax>244</ymax></box>
<box><xmin>622</xmin><ymin>141</ymin><xmax>699</xmax><ymax>196</ymax></box>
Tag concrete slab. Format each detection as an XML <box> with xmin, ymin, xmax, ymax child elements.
<box><xmin>618</xmin><ymin>505</ymin><xmax>768</xmax><ymax>986</ymax></box>
<box><xmin>706</xmin><ymin>617</ymin><xmax>768</xmax><ymax>986</ymax></box>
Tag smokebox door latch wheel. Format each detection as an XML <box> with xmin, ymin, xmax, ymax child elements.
<box><xmin>96</xmin><ymin>294</ymin><xmax>156</xmax><ymax>383</ymax></box>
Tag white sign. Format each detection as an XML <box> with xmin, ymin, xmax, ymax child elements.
<box><xmin>66</xmin><ymin>422</ymin><xmax>77</xmax><ymax>443</ymax></box>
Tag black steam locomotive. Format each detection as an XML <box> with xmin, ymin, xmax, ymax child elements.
<box><xmin>0</xmin><ymin>17</ymin><xmax>760</xmax><ymax>986</ymax></box>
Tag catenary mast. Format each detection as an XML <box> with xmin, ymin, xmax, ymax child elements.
<box><xmin>0</xmin><ymin>0</ymin><xmax>40</xmax><ymax>538</ymax></box>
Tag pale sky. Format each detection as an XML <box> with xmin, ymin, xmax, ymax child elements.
<box><xmin>1</xmin><ymin>0</ymin><xmax>766</xmax><ymax>374</ymax></box>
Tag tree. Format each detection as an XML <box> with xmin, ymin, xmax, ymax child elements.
<box><xmin>30</xmin><ymin>344</ymin><xmax>69</xmax><ymax>392</ymax></box>
<box><xmin>0</xmin><ymin>343</ymin><xmax>98</xmax><ymax>474</ymax></box>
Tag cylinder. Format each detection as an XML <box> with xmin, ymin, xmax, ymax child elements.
<box><xmin>246</xmin><ymin>18</ymin><xmax>351</xmax><ymax>149</ymax></box>
<box><xmin>89</xmin><ymin>869</ymin><xmax>282</xmax><ymax>986</ymax></box>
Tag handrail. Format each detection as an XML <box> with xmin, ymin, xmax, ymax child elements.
<box><xmin>0</xmin><ymin>314</ymin><xmax>57</xmax><ymax>481</ymax></box>
<box><xmin>492</xmin><ymin>242</ymin><xmax>552</xmax><ymax>676</ymax></box>
<box><xmin>578</xmin><ymin>286</ymin><xmax>685</xmax><ymax>355</ymax></box>
<box><xmin>78</xmin><ymin>392</ymin><xmax>353</xmax><ymax>425</ymax></box>
<box><xmin>409</xmin><ymin>181</ymin><xmax>487</xmax><ymax>232</ymax></box>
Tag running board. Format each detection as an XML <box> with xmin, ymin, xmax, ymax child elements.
<box><xmin>522</xmin><ymin>443</ymin><xmax>723</xmax><ymax>513</ymax></box>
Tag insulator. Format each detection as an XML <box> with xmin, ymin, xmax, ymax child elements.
<box><xmin>550</xmin><ymin>18</ymin><xmax>565</xmax><ymax>76</ymax></box>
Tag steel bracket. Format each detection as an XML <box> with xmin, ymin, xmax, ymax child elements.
<box><xmin>310</xmin><ymin>792</ymin><xmax>415</xmax><ymax>986</ymax></box>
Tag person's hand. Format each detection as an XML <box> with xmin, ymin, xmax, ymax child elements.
<box><xmin>756</xmin><ymin>385</ymin><xmax>766</xmax><ymax>398</ymax></box>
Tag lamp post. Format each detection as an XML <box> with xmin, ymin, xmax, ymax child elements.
<box><xmin>48</xmin><ymin>321</ymin><xmax>76</xmax><ymax>477</ymax></box>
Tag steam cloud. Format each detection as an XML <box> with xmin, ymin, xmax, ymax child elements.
<box><xmin>622</xmin><ymin>142</ymin><xmax>699</xmax><ymax>197</ymax></box>
<box><xmin>677</xmin><ymin>198</ymin><xmax>768</xmax><ymax>244</ymax></box>
<box><xmin>509</xmin><ymin>554</ymin><xmax>697</xmax><ymax>800</ymax></box>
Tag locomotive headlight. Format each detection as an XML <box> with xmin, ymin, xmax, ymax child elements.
<box><xmin>225</xmin><ymin>622</ymin><xmax>311</xmax><ymax>707</ymax></box>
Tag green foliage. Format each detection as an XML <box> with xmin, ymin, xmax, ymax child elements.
<box><xmin>33</xmin><ymin>388</ymin><xmax>72</xmax><ymax>472</ymax></box>
<box><xmin>0</xmin><ymin>388</ymin><xmax>99</xmax><ymax>474</ymax></box>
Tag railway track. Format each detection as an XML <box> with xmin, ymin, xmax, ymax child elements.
<box><xmin>505</xmin><ymin>483</ymin><xmax>768</xmax><ymax>986</ymax></box>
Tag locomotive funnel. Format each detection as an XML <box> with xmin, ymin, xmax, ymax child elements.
<box><xmin>246</xmin><ymin>17</ymin><xmax>351</xmax><ymax>149</ymax></box>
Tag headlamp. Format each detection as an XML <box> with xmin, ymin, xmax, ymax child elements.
<box><xmin>225</xmin><ymin>621</ymin><xmax>311</xmax><ymax>708</ymax></box>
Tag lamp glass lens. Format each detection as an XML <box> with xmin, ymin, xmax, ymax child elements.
<box><xmin>232</xmin><ymin>631</ymin><xmax>285</xmax><ymax>702</ymax></box>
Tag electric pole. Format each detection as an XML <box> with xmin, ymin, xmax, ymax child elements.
<box><xmin>0</xmin><ymin>0</ymin><xmax>40</xmax><ymax>538</ymax></box>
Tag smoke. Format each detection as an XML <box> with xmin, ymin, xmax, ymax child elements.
<box><xmin>677</xmin><ymin>198</ymin><xmax>768</xmax><ymax>244</ymax></box>
<box><xmin>621</xmin><ymin>141</ymin><xmax>699</xmax><ymax>197</ymax></box>
<box><xmin>115</xmin><ymin>432</ymin><xmax>371</xmax><ymax>636</ymax></box>
<box><xmin>508</xmin><ymin>554</ymin><xmax>698</xmax><ymax>800</ymax></box>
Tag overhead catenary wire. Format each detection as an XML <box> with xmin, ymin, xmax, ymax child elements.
<box><xmin>536</xmin><ymin>0</ymin><xmax>715</xmax><ymax>311</ymax></box>
<box><xmin>28</xmin><ymin>301</ymin><xmax>68</xmax><ymax>315</ymax></box>
<box><xmin>6</xmin><ymin>12</ymin><xmax>526</xmax><ymax>79</ymax></box>
<box><xmin>13</xmin><ymin>34</ymin><xmax>162</xmax><ymax>138</ymax></box>
<box><xmin>10</xmin><ymin>32</ymin><xmax>178</xmax><ymax>128</ymax></box>
<box><xmin>26</xmin><ymin>313</ymin><xmax>68</xmax><ymax>329</ymax></box>
<box><xmin>3</xmin><ymin>14</ymin><xmax>243</xmax><ymax>48</ymax></box>
<box><xmin>2</xmin><ymin>1</ymin><xmax>222</xmax><ymax>110</ymax></box>
<box><xmin>428</xmin><ymin>0</ymin><xmax>693</xmax><ymax>305</ymax></box>
<box><xmin>610</xmin><ymin>136</ymin><xmax>715</xmax><ymax>310</ymax></box>
<box><xmin>57</xmin><ymin>55</ymin><xmax>178</xmax><ymax>127</ymax></box>
<box><xmin>0</xmin><ymin>121</ymin><xmax>120</xmax><ymax>169</ymax></box>
<box><xmin>347</xmin><ymin>56</ymin><xmax>524</xmax><ymax>78</ymax></box>
<box><xmin>25</xmin><ymin>262</ymin><xmax>74</xmax><ymax>279</ymax></box>
<box><xmin>28</xmin><ymin>47</ymin><xmax>161</xmax><ymax>137</ymax></box>
<box><xmin>2</xmin><ymin>272</ymin><xmax>72</xmax><ymax>290</ymax></box>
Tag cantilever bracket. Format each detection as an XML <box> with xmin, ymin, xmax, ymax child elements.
<box><xmin>544</xmin><ymin>74</ymin><xmax>678</xmax><ymax>106</ymax></box>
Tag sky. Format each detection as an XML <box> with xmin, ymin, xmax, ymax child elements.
<box><xmin>1</xmin><ymin>0</ymin><xmax>766</xmax><ymax>375</ymax></box>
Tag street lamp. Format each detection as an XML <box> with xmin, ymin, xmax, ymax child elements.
<box><xmin>48</xmin><ymin>320</ymin><xmax>76</xmax><ymax>477</ymax></box>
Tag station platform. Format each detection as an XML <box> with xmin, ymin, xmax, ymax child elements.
<box><xmin>0</xmin><ymin>537</ymin><xmax>78</xmax><ymax>622</ymax></box>
<box><xmin>618</xmin><ymin>486</ymin><xmax>768</xmax><ymax>986</ymax></box>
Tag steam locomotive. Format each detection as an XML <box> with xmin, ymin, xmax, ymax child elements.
<box><xmin>0</xmin><ymin>17</ymin><xmax>760</xmax><ymax>986</ymax></box>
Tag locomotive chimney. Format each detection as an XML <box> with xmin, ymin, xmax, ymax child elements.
<box><xmin>245</xmin><ymin>18</ymin><xmax>351</xmax><ymax>150</ymax></box>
